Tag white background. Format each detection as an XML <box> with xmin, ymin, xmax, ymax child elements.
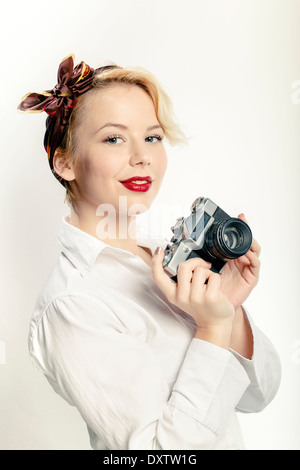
<box><xmin>0</xmin><ymin>0</ymin><xmax>299</xmax><ymax>450</ymax></box>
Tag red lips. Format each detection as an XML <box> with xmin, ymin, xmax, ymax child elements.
<box><xmin>119</xmin><ymin>176</ymin><xmax>153</xmax><ymax>192</ymax></box>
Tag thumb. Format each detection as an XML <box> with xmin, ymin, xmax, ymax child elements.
<box><xmin>151</xmin><ymin>246</ymin><xmax>165</xmax><ymax>271</ymax></box>
<box><xmin>151</xmin><ymin>246</ymin><xmax>176</xmax><ymax>300</ymax></box>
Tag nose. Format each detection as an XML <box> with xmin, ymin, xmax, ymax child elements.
<box><xmin>129</xmin><ymin>140</ymin><xmax>152</xmax><ymax>167</ymax></box>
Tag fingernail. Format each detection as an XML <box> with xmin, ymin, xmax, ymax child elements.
<box><xmin>155</xmin><ymin>247</ymin><xmax>162</xmax><ymax>256</ymax></box>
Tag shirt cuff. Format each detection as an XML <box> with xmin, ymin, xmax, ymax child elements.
<box><xmin>229</xmin><ymin>308</ymin><xmax>282</xmax><ymax>413</ymax></box>
<box><xmin>229</xmin><ymin>308</ymin><xmax>264</xmax><ymax>387</ymax></box>
<box><xmin>169</xmin><ymin>338</ymin><xmax>250</xmax><ymax>435</ymax></box>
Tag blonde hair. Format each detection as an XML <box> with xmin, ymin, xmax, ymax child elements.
<box><xmin>55</xmin><ymin>64</ymin><xmax>188</xmax><ymax>206</ymax></box>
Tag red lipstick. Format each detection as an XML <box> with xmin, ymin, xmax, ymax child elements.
<box><xmin>119</xmin><ymin>176</ymin><xmax>153</xmax><ymax>192</ymax></box>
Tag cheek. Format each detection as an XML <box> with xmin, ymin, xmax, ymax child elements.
<box><xmin>76</xmin><ymin>153</ymin><xmax>121</xmax><ymax>184</ymax></box>
<box><xmin>158</xmin><ymin>150</ymin><xmax>168</xmax><ymax>176</ymax></box>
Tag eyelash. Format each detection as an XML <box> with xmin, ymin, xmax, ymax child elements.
<box><xmin>103</xmin><ymin>134</ymin><xmax>164</xmax><ymax>144</ymax></box>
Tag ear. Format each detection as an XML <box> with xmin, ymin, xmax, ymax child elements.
<box><xmin>53</xmin><ymin>149</ymin><xmax>76</xmax><ymax>182</ymax></box>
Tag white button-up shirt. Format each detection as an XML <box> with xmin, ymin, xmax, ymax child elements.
<box><xmin>29</xmin><ymin>216</ymin><xmax>281</xmax><ymax>450</ymax></box>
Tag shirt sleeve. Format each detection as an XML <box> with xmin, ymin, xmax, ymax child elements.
<box><xmin>230</xmin><ymin>309</ymin><xmax>282</xmax><ymax>413</ymax></box>
<box><xmin>29</xmin><ymin>294</ymin><xmax>267</xmax><ymax>450</ymax></box>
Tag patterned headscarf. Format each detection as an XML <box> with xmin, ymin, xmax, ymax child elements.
<box><xmin>18</xmin><ymin>54</ymin><xmax>121</xmax><ymax>184</ymax></box>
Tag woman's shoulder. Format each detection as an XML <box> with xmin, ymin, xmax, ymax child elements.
<box><xmin>29</xmin><ymin>259</ymin><xmax>122</xmax><ymax>357</ymax></box>
<box><xmin>29</xmin><ymin>252</ymin><xmax>95</xmax><ymax>333</ymax></box>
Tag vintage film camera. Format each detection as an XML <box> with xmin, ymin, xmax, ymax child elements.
<box><xmin>162</xmin><ymin>197</ymin><xmax>253</xmax><ymax>281</ymax></box>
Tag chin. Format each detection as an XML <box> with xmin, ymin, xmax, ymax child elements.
<box><xmin>127</xmin><ymin>198</ymin><xmax>153</xmax><ymax>216</ymax></box>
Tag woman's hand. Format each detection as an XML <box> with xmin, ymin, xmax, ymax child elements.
<box><xmin>152</xmin><ymin>252</ymin><xmax>235</xmax><ymax>349</ymax></box>
<box><xmin>220</xmin><ymin>214</ymin><xmax>261</xmax><ymax>310</ymax></box>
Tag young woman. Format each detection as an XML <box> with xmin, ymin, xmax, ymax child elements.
<box><xmin>19</xmin><ymin>54</ymin><xmax>281</xmax><ymax>450</ymax></box>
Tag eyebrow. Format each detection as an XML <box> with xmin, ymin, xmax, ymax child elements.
<box><xmin>95</xmin><ymin>123</ymin><xmax>164</xmax><ymax>133</ymax></box>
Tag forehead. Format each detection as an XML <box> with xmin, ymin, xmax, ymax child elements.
<box><xmin>83</xmin><ymin>84</ymin><xmax>157</xmax><ymax>123</ymax></box>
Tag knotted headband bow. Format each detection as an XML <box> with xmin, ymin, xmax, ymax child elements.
<box><xmin>18</xmin><ymin>54</ymin><xmax>121</xmax><ymax>184</ymax></box>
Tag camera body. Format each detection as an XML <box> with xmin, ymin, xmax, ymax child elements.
<box><xmin>163</xmin><ymin>197</ymin><xmax>253</xmax><ymax>281</ymax></box>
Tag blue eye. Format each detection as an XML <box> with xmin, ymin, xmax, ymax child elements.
<box><xmin>104</xmin><ymin>135</ymin><xmax>123</xmax><ymax>144</ymax></box>
<box><xmin>146</xmin><ymin>135</ymin><xmax>164</xmax><ymax>143</ymax></box>
<box><xmin>103</xmin><ymin>134</ymin><xmax>164</xmax><ymax>144</ymax></box>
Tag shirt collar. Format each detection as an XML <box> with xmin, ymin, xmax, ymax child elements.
<box><xmin>56</xmin><ymin>216</ymin><xmax>107</xmax><ymax>276</ymax></box>
<box><xmin>56</xmin><ymin>215</ymin><xmax>168</xmax><ymax>276</ymax></box>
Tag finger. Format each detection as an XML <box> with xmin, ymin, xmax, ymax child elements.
<box><xmin>176</xmin><ymin>262</ymin><xmax>195</xmax><ymax>302</ymax></box>
<box><xmin>250</xmin><ymin>237</ymin><xmax>261</xmax><ymax>257</ymax></box>
<box><xmin>233</xmin><ymin>255</ymin><xmax>251</xmax><ymax>270</ymax></box>
<box><xmin>177</xmin><ymin>257</ymin><xmax>212</xmax><ymax>271</ymax></box>
<box><xmin>205</xmin><ymin>271</ymin><xmax>222</xmax><ymax>294</ymax></box>
<box><xmin>190</xmin><ymin>266</ymin><xmax>211</xmax><ymax>302</ymax></box>
<box><xmin>170</xmin><ymin>257</ymin><xmax>212</xmax><ymax>303</ymax></box>
<box><xmin>238</xmin><ymin>213</ymin><xmax>248</xmax><ymax>224</ymax></box>
<box><xmin>151</xmin><ymin>247</ymin><xmax>177</xmax><ymax>300</ymax></box>
<box><xmin>244</xmin><ymin>249</ymin><xmax>261</xmax><ymax>274</ymax></box>
<box><xmin>238</xmin><ymin>214</ymin><xmax>261</xmax><ymax>257</ymax></box>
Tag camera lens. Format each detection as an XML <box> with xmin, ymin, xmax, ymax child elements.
<box><xmin>205</xmin><ymin>218</ymin><xmax>252</xmax><ymax>260</ymax></box>
<box><xmin>223</xmin><ymin>225</ymin><xmax>244</xmax><ymax>250</ymax></box>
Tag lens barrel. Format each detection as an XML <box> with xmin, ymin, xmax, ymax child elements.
<box><xmin>205</xmin><ymin>218</ymin><xmax>252</xmax><ymax>260</ymax></box>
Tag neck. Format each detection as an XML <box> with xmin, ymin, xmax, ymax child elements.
<box><xmin>69</xmin><ymin>200</ymin><xmax>141</xmax><ymax>255</ymax></box>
